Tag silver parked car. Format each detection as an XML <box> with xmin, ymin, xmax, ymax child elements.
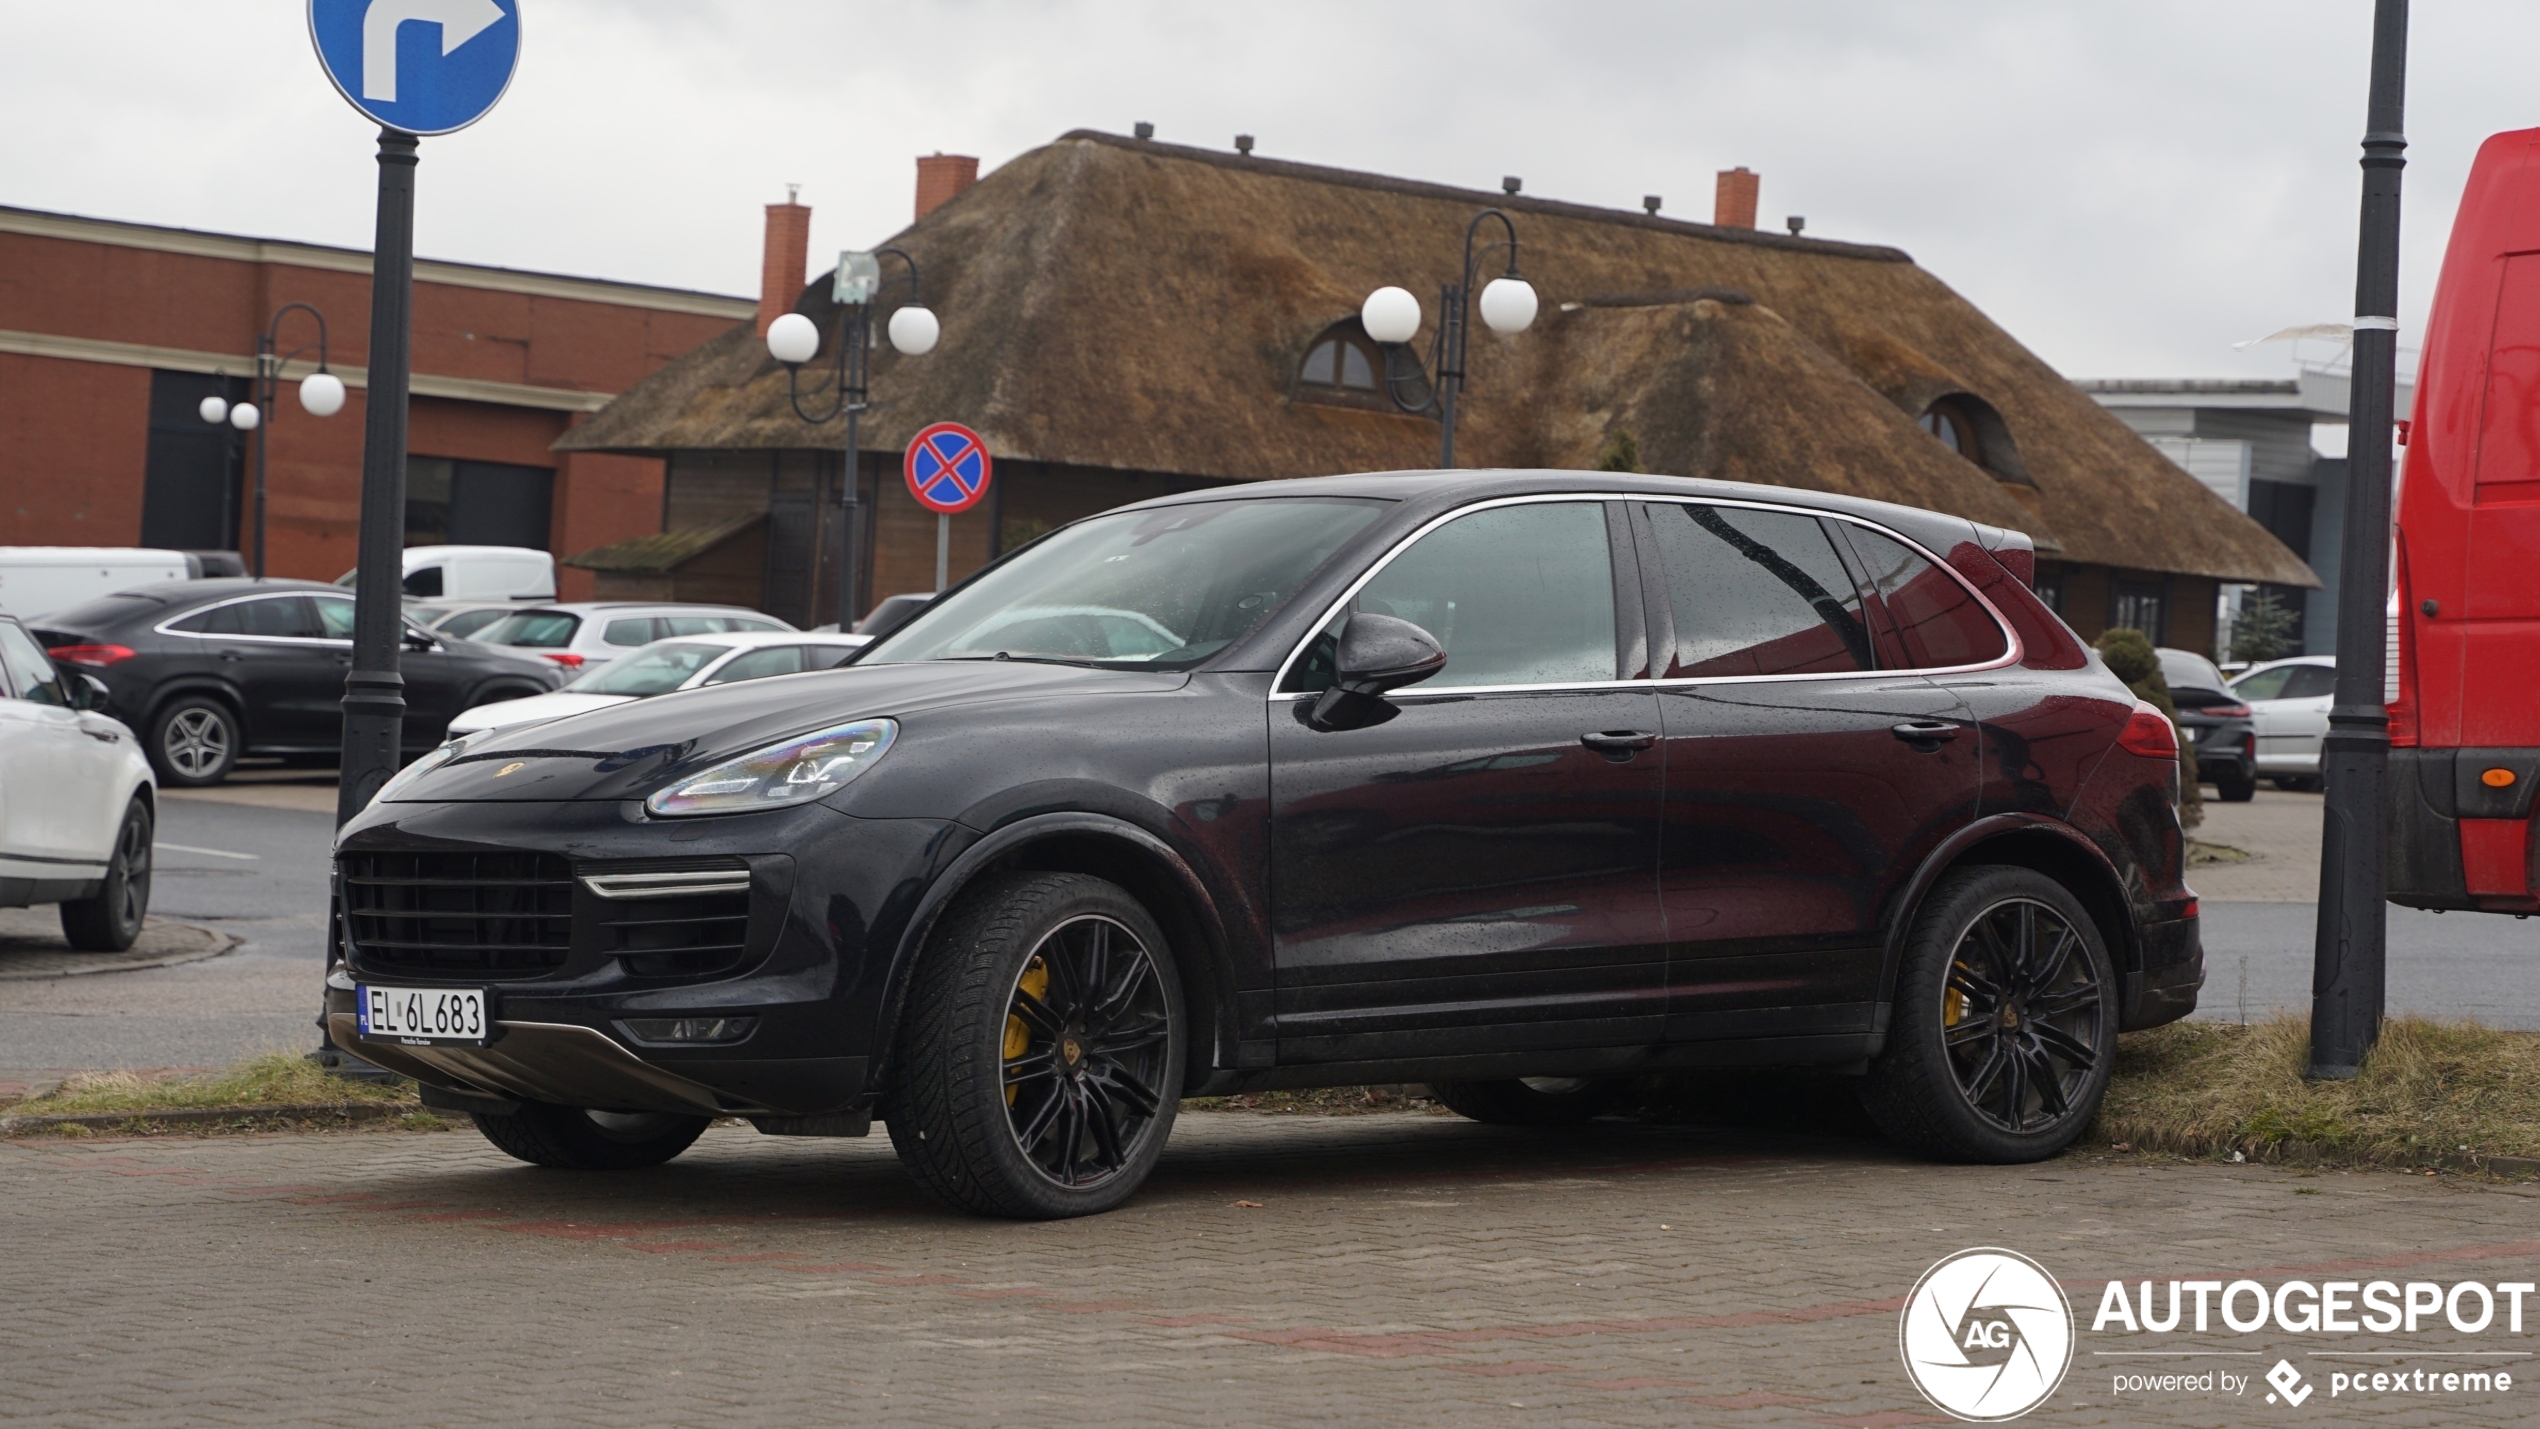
<box><xmin>464</xmin><ymin>602</ymin><xmax>794</xmax><ymax>675</ymax></box>
<box><xmin>445</xmin><ymin>630</ymin><xmax>866</xmax><ymax>736</ymax></box>
<box><xmin>2229</xmin><ymin>655</ymin><xmax>2335</xmax><ymax>791</ymax></box>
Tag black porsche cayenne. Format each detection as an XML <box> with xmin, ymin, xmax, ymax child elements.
<box><xmin>328</xmin><ymin>470</ymin><xmax>2201</xmax><ymax>1218</ymax></box>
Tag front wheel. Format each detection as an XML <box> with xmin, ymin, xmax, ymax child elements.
<box><xmin>1860</xmin><ymin>866</ymin><xmax>2115</xmax><ymax>1163</ymax></box>
<box><xmin>887</xmin><ymin>872</ymin><xmax>1184</xmax><ymax>1219</ymax></box>
<box><xmin>470</xmin><ymin>1103</ymin><xmax>709</xmax><ymax>1169</ymax></box>
<box><xmin>60</xmin><ymin>796</ymin><xmax>152</xmax><ymax>952</ymax></box>
<box><xmin>1429</xmin><ymin>1077</ymin><xmax>1633</xmax><ymax>1126</ymax></box>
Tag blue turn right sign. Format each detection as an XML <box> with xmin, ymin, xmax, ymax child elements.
<box><xmin>308</xmin><ymin>0</ymin><xmax>521</xmax><ymax>137</ymax></box>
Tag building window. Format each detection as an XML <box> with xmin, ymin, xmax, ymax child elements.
<box><xmin>1914</xmin><ymin>392</ymin><xmax>2034</xmax><ymax>486</ymax></box>
<box><xmin>406</xmin><ymin>456</ymin><xmax>555</xmax><ymax>551</ymax></box>
<box><xmin>2111</xmin><ymin>577</ymin><xmax>2169</xmax><ymax>644</ymax></box>
<box><xmin>1295</xmin><ymin>322</ymin><xmax>1404</xmax><ymax>410</ymax></box>
<box><xmin>1919</xmin><ymin>400</ymin><xmax>1979</xmax><ymax>460</ymax></box>
<box><xmin>142</xmin><ymin>370</ymin><xmax>248</xmax><ymax>552</ymax></box>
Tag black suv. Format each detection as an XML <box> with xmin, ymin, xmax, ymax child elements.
<box><xmin>2157</xmin><ymin>647</ymin><xmax>2258</xmax><ymax>802</ymax></box>
<box><xmin>327</xmin><ymin>472</ymin><xmax>2200</xmax><ymax>1218</ymax></box>
<box><xmin>33</xmin><ymin>579</ymin><xmax>562</xmax><ymax>786</ymax></box>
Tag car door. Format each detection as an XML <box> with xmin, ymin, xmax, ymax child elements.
<box><xmin>2232</xmin><ymin>664</ymin><xmax>2298</xmax><ymax>770</ymax></box>
<box><xmin>313</xmin><ymin>594</ymin><xmax>462</xmax><ymax>747</ymax></box>
<box><xmin>182</xmin><ymin>594</ymin><xmax>339</xmax><ymax>750</ymax></box>
<box><xmin>1268</xmin><ymin>498</ymin><xmax>1666</xmax><ymax>1064</ymax></box>
<box><xmin>1634</xmin><ymin>501</ymin><xmax>1982</xmax><ymax>1045</ymax></box>
<box><xmin>2279</xmin><ymin>663</ymin><xmax>2336</xmax><ymax>769</ymax></box>
<box><xmin>0</xmin><ymin>620</ymin><xmax>124</xmax><ymax>863</ymax></box>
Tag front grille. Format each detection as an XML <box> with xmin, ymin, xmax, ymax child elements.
<box><xmin>341</xmin><ymin>850</ymin><xmax>575</xmax><ymax>975</ymax></box>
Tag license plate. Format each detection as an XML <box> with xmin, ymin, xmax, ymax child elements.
<box><xmin>356</xmin><ymin>984</ymin><xmax>490</xmax><ymax>1046</ymax></box>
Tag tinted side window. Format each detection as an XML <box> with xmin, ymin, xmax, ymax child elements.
<box><xmin>660</xmin><ymin>616</ymin><xmax>725</xmax><ymax>638</ymax></box>
<box><xmin>1333</xmin><ymin>501</ymin><xmax>1617</xmax><ymax>691</ymax></box>
<box><xmin>172</xmin><ymin>605</ymin><xmax>230</xmax><ymax>634</ymax></box>
<box><xmin>402</xmin><ymin>566</ymin><xmax>444</xmax><ymax>598</ymax></box>
<box><xmin>2283</xmin><ymin>664</ymin><xmax>2337</xmax><ymax>699</ymax></box>
<box><xmin>0</xmin><ymin>621</ymin><xmax>67</xmax><ymax>706</ymax></box>
<box><xmin>237</xmin><ymin>596</ymin><xmax>321</xmax><ymax>638</ymax></box>
<box><xmin>1843</xmin><ymin>528</ymin><xmax>2009</xmax><ymax>669</ymax></box>
<box><xmin>313</xmin><ymin>597</ymin><xmax>357</xmax><ymax>639</ymax></box>
<box><xmin>2231</xmin><ymin>666</ymin><xmax>2295</xmax><ymax>702</ymax></box>
<box><xmin>604</xmin><ymin>618</ymin><xmax>659</xmax><ymax>646</ymax></box>
<box><xmin>1646</xmin><ymin>504</ymin><xmax>1870</xmax><ymax>677</ymax></box>
<box><xmin>703</xmin><ymin>646</ymin><xmax>805</xmax><ymax>684</ymax></box>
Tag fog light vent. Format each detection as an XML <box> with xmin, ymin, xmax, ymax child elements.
<box><xmin>619</xmin><ymin>1016</ymin><xmax>759</xmax><ymax>1045</ymax></box>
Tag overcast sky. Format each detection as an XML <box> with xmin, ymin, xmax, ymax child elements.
<box><xmin>5</xmin><ymin>1</ymin><xmax>2531</xmax><ymax>384</ymax></box>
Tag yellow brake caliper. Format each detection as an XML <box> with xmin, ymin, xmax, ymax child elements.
<box><xmin>1006</xmin><ymin>958</ymin><xmax>1049</xmax><ymax>1106</ymax></box>
<box><xmin>1945</xmin><ymin>963</ymin><xmax>1967</xmax><ymax>1030</ymax></box>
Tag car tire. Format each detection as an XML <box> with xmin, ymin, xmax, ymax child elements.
<box><xmin>2214</xmin><ymin>768</ymin><xmax>2258</xmax><ymax>802</ymax></box>
<box><xmin>1428</xmin><ymin>1077</ymin><xmax>1633</xmax><ymax>1126</ymax></box>
<box><xmin>886</xmin><ymin>872</ymin><xmax>1184</xmax><ymax>1220</ymax></box>
<box><xmin>1859</xmin><ymin>865</ymin><xmax>2116</xmax><ymax>1164</ymax></box>
<box><xmin>59</xmin><ymin>796</ymin><xmax>152</xmax><ymax>952</ymax></box>
<box><xmin>469</xmin><ymin>1102</ymin><xmax>710</xmax><ymax>1170</ymax></box>
<box><xmin>2272</xmin><ymin>776</ymin><xmax>2321</xmax><ymax>793</ymax></box>
<box><xmin>147</xmin><ymin>697</ymin><xmax>240</xmax><ymax>787</ymax></box>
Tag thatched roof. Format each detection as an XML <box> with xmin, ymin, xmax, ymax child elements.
<box><xmin>560</xmin><ymin>130</ymin><xmax>2313</xmax><ymax>587</ymax></box>
<box><xmin>563</xmin><ymin>512</ymin><xmax>761</xmax><ymax>574</ymax></box>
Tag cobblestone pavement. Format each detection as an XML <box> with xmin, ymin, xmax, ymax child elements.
<box><xmin>6</xmin><ymin>1112</ymin><xmax>2536</xmax><ymax>1427</ymax></box>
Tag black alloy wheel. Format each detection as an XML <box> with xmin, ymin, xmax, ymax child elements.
<box><xmin>60</xmin><ymin>797</ymin><xmax>152</xmax><ymax>952</ymax></box>
<box><xmin>889</xmin><ymin>872</ymin><xmax>1184</xmax><ymax>1219</ymax></box>
<box><xmin>148</xmin><ymin>699</ymin><xmax>239</xmax><ymax>787</ymax></box>
<box><xmin>1861</xmin><ymin>866</ymin><xmax>2115</xmax><ymax>1163</ymax></box>
<box><xmin>470</xmin><ymin>1102</ymin><xmax>711</xmax><ymax>1170</ymax></box>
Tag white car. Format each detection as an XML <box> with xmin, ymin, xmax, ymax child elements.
<box><xmin>2229</xmin><ymin>655</ymin><xmax>2336</xmax><ymax>790</ymax></box>
<box><xmin>0</xmin><ymin>615</ymin><xmax>156</xmax><ymax>950</ymax></box>
<box><xmin>463</xmin><ymin>602</ymin><xmax>796</xmax><ymax>674</ymax></box>
<box><xmin>445</xmin><ymin>630</ymin><xmax>868</xmax><ymax>736</ymax></box>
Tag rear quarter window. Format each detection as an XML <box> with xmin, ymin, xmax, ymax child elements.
<box><xmin>1842</xmin><ymin>527</ymin><xmax>2010</xmax><ymax>670</ymax></box>
<box><xmin>480</xmin><ymin>611</ymin><xmax>582</xmax><ymax>647</ymax></box>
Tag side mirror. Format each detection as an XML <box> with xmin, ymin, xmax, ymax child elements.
<box><xmin>402</xmin><ymin>628</ymin><xmax>439</xmax><ymax>652</ymax></box>
<box><xmin>1307</xmin><ymin>613</ymin><xmax>1445</xmax><ymax>731</ymax></box>
<box><xmin>74</xmin><ymin>673</ymin><xmax>110</xmax><ymax>712</ymax></box>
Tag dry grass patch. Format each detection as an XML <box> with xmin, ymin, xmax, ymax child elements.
<box><xmin>2096</xmin><ymin>1014</ymin><xmax>2540</xmax><ymax>1169</ymax></box>
<box><xmin>9</xmin><ymin>1053</ymin><xmax>415</xmax><ymax>1117</ymax></box>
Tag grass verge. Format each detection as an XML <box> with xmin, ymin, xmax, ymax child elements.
<box><xmin>0</xmin><ymin>1053</ymin><xmax>454</xmax><ymax>1137</ymax></box>
<box><xmin>2094</xmin><ymin>1014</ymin><xmax>2540</xmax><ymax>1171</ymax></box>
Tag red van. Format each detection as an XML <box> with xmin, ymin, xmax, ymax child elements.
<box><xmin>2388</xmin><ymin>127</ymin><xmax>2540</xmax><ymax>914</ymax></box>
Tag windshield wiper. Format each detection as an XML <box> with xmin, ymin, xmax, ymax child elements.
<box><xmin>938</xmin><ymin>653</ymin><xmax>1109</xmax><ymax>669</ymax></box>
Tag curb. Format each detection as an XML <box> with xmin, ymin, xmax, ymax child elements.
<box><xmin>0</xmin><ymin>1101</ymin><xmax>429</xmax><ymax>1136</ymax></box>
<box><xmin>0</xmin><ymin>921</ymin><xmax>241</xmax><ymax>981</ymax></box>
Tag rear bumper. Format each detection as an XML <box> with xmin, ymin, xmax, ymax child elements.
<box><xmin>2122</xmin><ymin>913</ymin><xmax>2202</xmax><ymax>1031</ymax></box>
<box><xmin>2388</xmin><ymin>746</ymin><xmax>2540</xmax><ymax>913</ymax></box>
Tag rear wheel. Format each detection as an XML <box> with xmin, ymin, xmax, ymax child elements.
<box><xmin>147</xmin><ymin>698</ymin><xmax>239</xmax><ymax>787</ymax></box>
<box><xmin>1429</xmin><ymin>1077</ymin><xmax>1633</xmax><ymax>1126</ymax></box>
<box><xmin>887</xmin><ymin>872</ymin><xmax>1183</xmax><ymax>1219</ymax></box>
<box><xmin>2272</xmin><ymin>775</ymin><xmax>2321</xmax><ymax>793</ymax></box>
<box><xmin>1861</xmin><ymin>866</ymin><xmax>2115</xmax><ymax>1163</ymax></box>
<box><xmin>470</xmin><ymin>1102</ymin><xmax>709</xmax><ymax>1169</ymax></box>
<box><xmin>60</xmin><ymin>797</ymin><xmax>151</xmax><ymax>952</ymax></box>
<box><xmin>2213</xmin><ymin>767</ymin><xmax>2258</xmax><ymax>802</ymax></box>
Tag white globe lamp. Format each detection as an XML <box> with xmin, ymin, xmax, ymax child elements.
<box><xmin>298</xmin><ymin>371</ymin><xmax>347</xmax><ymax>418</ymax></box>
<box><xmin>1478</xmin><ymin>276</ymin><xmax>1539</xmax><ymax>335</ymax></box>
<box><xmin>1361</xmin><ymin>286</ymin><xmax>1422</xmax><ymax>345</ymax></box>
<box><xmin>887</xmin><ymin>304</ymin><xmax>941</xmax><ymax>356</ymax></box>
<box><xmin>765</xmin><ymin>312</ymin><xmax>821</xmax><ymax>366</ymax></box>
<box><xmin>228</xmin><ymin>402</ymin><xmax>262</xmax><ymax>432</ymax></box>
<box><xmin>198</xmin><ymin>395</ymin><xmax>229</xmax><ymax>425</ymax></box>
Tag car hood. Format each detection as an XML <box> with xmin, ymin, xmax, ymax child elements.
<box><xmin>393</xmin><ymin>659</ymin><xmax>1186</xmax><ymax>803</ymax></box>
<box><xmin>445</xmin><ymin>691</ymin><xmax>636</xmax><ymax>735</ymax></box>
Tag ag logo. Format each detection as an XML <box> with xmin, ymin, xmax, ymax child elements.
<box><xmin>1899</xmin><ymin>1248</ymin><xmax>2073</xmax><ymax>1421</ymax></box>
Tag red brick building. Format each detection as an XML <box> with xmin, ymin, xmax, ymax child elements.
<box><xmin>0</xmin><ymin>205</ymin><xmax>752</xmax><ymax>597</ymax></box>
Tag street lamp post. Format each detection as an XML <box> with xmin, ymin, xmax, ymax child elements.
<box><xmin>765</xmin><ymin>248</ymin><xmax>938</xmax><ymax>631</ymax></box>
<box><xmin>199</xmin><ymin>304</ymin><xmax>346</xmax><ymax>577</ymax></box>
<box><xmin>1360</xmin><ymin>209</ymin><xmax>1540</xmax><ymax>467</ymax></box>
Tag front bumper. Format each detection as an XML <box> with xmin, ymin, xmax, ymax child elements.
<box><xmin>329</xmin><ymin>796</ymin><xmax>963</xmax><ymax>1115</ymax></box>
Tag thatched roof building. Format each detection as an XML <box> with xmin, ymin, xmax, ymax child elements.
<box><xmin>560</xmin><ymin>129</ymin><xmax>2313</xmax><ymax>650</ymax></box>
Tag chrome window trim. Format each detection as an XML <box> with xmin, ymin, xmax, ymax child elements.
<box><xmin>1265</xmin><ymin>490</ymin><xmax>2023</xmax><ymax>701</ymax></box>
<box><xmin>155</xmin><ymin>591</ymin><xmax>437</xmax><ymax>648</ymax></box>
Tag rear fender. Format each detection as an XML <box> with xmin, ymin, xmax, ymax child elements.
<box><xmin>1875</xmin><ymin>813</ymin><xmax>2143</xmax><ymax>1011</ymax></box>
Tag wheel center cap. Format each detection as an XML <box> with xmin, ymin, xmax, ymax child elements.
<box><xmin>1061</xmin><ymin>1036</ymin><xmax>1083</xmax><ymax>1068</ymax></box>
<box><xmin>2000</xmin><ymin>1005</ymin><xmax>2021</xmax><ymax>1029</ymax></box>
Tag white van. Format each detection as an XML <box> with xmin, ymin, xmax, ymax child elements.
<box><xmin>0</xmin><ymin>547</ymin><xmax>198</xmax><ymax>620</ymax></box>
<box><xmin>335</xmin><ymin>545</ymin><xmax>556</xmax><ymax>602</ymax></box>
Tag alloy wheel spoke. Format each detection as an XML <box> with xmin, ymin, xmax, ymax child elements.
<box><xmin>2025</xmin><ymin>923</ymin><xmax>2077</xmax><ymax>997</ymax></box>
<box><xmin>1014</xmin><ymin>1082</ymin><xmax>1068</xmax><ymax>1149</ymax></box>
<box><xmin>1003</xmin><ymin>1052</ymin><xmax>1059</xmax><ymax>1087</ymax></box>
<box><xmin>1089</xmin><ymin>1061</ymin><xmax>1162</xmax><ymax>1120</ymax></box>
<box><xmin>2030</xmin><ymin>985</ymin><xmax>2101</xmax><ymax>1020</ymax></box>
<box><xmin>1944</xmin><ymin>1017</ymin><xmax>1994</xmax><ymax>1049</ymax></box>
<box><xmin>2031</xmin><ymin>1022</ymin><xmax>2098</xmax><ymax>1069</ymax></box>
<box><xmin>1008</xmin><ymin>989</ymin><xmax>1064</xmax><ymax>1040</ymax></box>
<box><xmin>2001</xmin><ymin>1044</ymin><xmax>2032</xmax><ymax>1130</ymax></box>
<box><xmin>1092</xmin><ymin>958</ymin><xmax>1152</xmax><ymax>1030</ymax></box>
<box><xmin>1961</xmin><ymin>1040</ymin><xmax>2009</xmax><ymax>1105</ymax></box>
<box><xmin>1079</xmin><ymin>1079</ymin><xmax>1127</xmax><ymax>1170</ymax></box>
<box><xmin>2029</xmin><ymin>1047</ymin><xmax>2071</xmax><ymax>1116</ymax></box>
<box><xmin>1091</xmin><ymin>1016</ymin><xmax>1169</xmax><ymax>1056</ymax></box>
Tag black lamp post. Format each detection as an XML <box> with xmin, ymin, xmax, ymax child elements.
<box><xmin>1359</xmin><ymin>208</ymin><xmax>1540</xmax><ymax>467</ymax></box>
<box><xmin>199</xmin><ymin>303</ymin><xmax>345</xmax><ymax>576</ymax></box>
<box><xmin>765</xmin><ymin>248</ymin><xmax>937</xmax><ymax>631</ymax></box>
<box><xmin>2307</xmin><ymin>0</ymin><xmax>2410</xmax><ymax>1080</ymax></box>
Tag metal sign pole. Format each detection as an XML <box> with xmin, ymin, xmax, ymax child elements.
<box><xmin>335</xmin><ymin>126</ymin><xmax>417</xmax><ymax>826</ymax></box>
<box><xmin>2307</xmin><ymin>0</ymin><xmax>2409</xmax><ymax>1080</ymax></box>
<box><xmin>936</xmin><ymin>514</ymin><xmax>950</xmax><ymax>591</ymax></box>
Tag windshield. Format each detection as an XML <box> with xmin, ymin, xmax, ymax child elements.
<box><xmin>865</xmin><ymin>497</ymin><xmax>1387</xmax><ymax>669</ymax></box>
<box><xmin>476</xmin><ymin>610</ymin><xmax>581</xmax><ymax>648</ymax></box>
<box><xmin>564</xmin><ymin>642</ymin><xmax>725</xmax><ymax>694</ymax></box>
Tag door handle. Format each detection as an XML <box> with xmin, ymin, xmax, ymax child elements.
<box><xmin>218</xmin><ymin>649</ymin><xmax>244</xmax><ymax>662</ymax></box>
<box><xmin>1581</xmin><ymin>730</ymin><xmax>1658</xmax><ymax>762</ymax></box>
<box><xmin>1891</xmin><ymin>720</ymin><xmax>1961</xmax><ymax>748</ymax></box>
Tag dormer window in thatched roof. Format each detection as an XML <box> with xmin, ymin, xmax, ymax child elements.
<box><xmin>1294</xmin><ymin>320</ymin><xmax>1400</xmax><ymax>411</ymax></box>
<box><xmin>1917</xmin><ymin>393</ymin><xmax>2035</xmax><ymax>488</ymax></box>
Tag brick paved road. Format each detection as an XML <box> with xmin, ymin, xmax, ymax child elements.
<box><xmin>4</xmin><ymin>1113</ymin><xmax>2535</xmax><ymax>1427</ymax></box>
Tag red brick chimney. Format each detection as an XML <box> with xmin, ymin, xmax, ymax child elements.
<box><xmin>915</xmin><ymin>153</ymin><xmax>980</xmax><ymax>220</ymax></box>
<box><xmin>757</xmin><ymin>192</ymin><xmax>812</xmax><ymax>336</ymax></box>
<box><xmin>1714</xmin><ymin>167</ymin><xmax>1759</xmax><ymax>229</ymax></box>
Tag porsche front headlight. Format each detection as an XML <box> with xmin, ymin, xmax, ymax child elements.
<box><xmin>644</xmin><ymin>718</ymin><xmax>897</xmax><ymax>818</ymax></box>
